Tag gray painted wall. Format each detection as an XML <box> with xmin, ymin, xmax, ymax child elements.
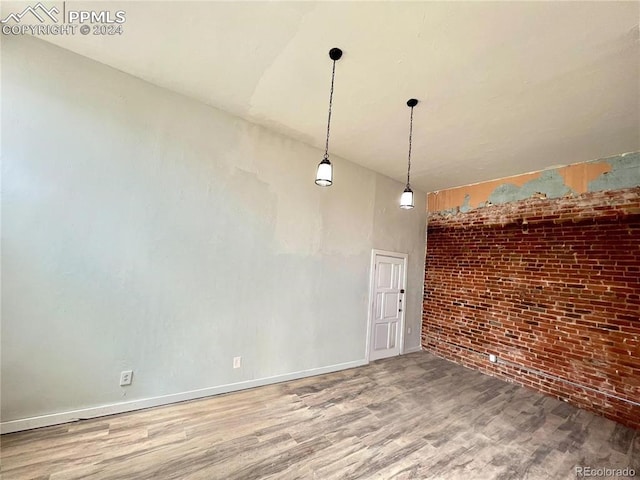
<box><xmin>1</xmin><ymin>36</ymin><xmax>426</xmax><ymax>424</ymax></box>
<box><xmin>372</xmin><ymin>175</ymin><xmax>426</xmax><ymax>352</ymax></box>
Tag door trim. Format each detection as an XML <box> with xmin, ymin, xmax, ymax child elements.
<box><xmin>365</xmin><ymin>249</ymin><xmax>409</xmax><ymax>362</ymax></box>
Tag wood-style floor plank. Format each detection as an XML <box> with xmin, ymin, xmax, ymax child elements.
<box><xmin>1</xmin><ymin>352</ymin><xmax>637</xmax><ymax>479</ymax></box>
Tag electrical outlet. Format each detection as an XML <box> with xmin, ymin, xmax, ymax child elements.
<box><xmin>489</xmin><ymin>354</ymin><xmax>497</xmax><ymax>363</ymax></box>
<box><xmin>119</xmin><ymin>370</ymin><xmax>133</xmax><ymax>386</ymax></box>
<box><xmin>407</xmin><ymin>327</ymin><xmax>412</xmax><ymax>334</ymax></box>
<box><xmin>233</xmin><ymin>356</ymin><xmax>242</xmax><ymax>369</ymax></box>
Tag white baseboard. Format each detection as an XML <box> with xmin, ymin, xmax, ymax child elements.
<box><xmin>1</xmin><ymin>359</ymin><xmax>368</xmax><ymax>434</ymax></box>
<box><xmin>404</xmin><ymin>345</ymin><xmax>423</xmax><ymax>354</ymax></box>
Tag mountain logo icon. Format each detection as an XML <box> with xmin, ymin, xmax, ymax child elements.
<box><xmin>1</xmin><ymin>2</ymin><xmax>59</xmax><ymax>23</ymax></box>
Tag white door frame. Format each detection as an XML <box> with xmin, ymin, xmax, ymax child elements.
<box><xmin>365</xmin><ymin>249</ymin><xmax>409</xmax><ymax>362</ymax></box>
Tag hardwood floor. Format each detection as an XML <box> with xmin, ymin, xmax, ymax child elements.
<box><xmin>1</xmin><ymin>352</ymin><xmax>638</xmax><ymax>480</ymax></box>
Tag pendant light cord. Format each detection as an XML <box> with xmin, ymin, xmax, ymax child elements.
<box><xmin>406</xmin><ymin>105</ymin><xmax>414</xmax><ymax>187</ymax></box>
<box><xmin>324</xmin><ymin>59</ymin><xmax>337</xmax><ymax>159</ymax></box>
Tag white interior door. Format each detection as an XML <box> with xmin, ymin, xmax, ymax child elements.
<box><xmin>368</xmin><ymin>251</ymin><xmax>407</xmax><ymax>361</ymax></box>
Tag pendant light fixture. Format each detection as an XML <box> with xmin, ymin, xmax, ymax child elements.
<box><xmin>400</xmin><ymin>98</ymin><xmax>418</xmax><ymax>209</ymax></box>
<box><xmin>315</xmin><ymin>47</ymin><xmax>342</xmax><ymax>187</ymax></box>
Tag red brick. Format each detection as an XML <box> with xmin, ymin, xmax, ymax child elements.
<box><xmin>422</xmin><ymin>187</ymin><xmax>640</xmax><ymax>429</ymax></box>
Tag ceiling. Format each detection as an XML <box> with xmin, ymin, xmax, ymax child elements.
<box><xmin>8</xmin><ymin>1</ymin><xmax>640</xmax><ymax>192</ymax></box>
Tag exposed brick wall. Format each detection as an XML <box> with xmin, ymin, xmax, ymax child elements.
<box><xmin>421</xmin><ymin>187</ymin><xmax>640</xmax><ymax>429</ymax></box>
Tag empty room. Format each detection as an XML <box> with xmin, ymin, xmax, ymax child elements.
<box><xmin>1</xmin><ymin>1</ymin><xmax>639</xmax><ymax>479</ymax></box>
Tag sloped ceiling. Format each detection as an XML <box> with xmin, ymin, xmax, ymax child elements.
<box><xmin>5</xmin><ymin>1</ymin><xmax>639</xmax><ymax>191</ymax></box>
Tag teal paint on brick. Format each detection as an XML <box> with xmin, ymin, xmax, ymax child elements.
<box><xmin>588</xmin><ymin>152</ymin><xmax>640</xmax><ymax>192</ymax></box>
<box><xmin>459</xmin><ymin>194</ymin><xmax>472</xmax><ymax>213</ymax></box>
<box><xmin>438</xmin><ymin>207</ymin><xmax>460</xmax><ymax>216</ymax></box>
<box><xmin>488</xmin><ymin>169</ymin><xmax>572</xmax><ymax>205</ymax></box>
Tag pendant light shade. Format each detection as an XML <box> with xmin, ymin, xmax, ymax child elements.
<box><xmin>400</xmin><ymin>186</ymin><xmax>414</xmax><ymax>209</ymax></box>
<box><xmin>400</xmin><ymin>98</ymin><xmax>418</xmax><ymax>209</ymax></box>
<box><xmin>315</xmin><ymin>156</ymin><xmax>332</xmax><ymax>187</ymax></box>
<box><xmin>315</xmin><ymin>48</ymin><xmax>342</xmax><ymax>187</ymax></box>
